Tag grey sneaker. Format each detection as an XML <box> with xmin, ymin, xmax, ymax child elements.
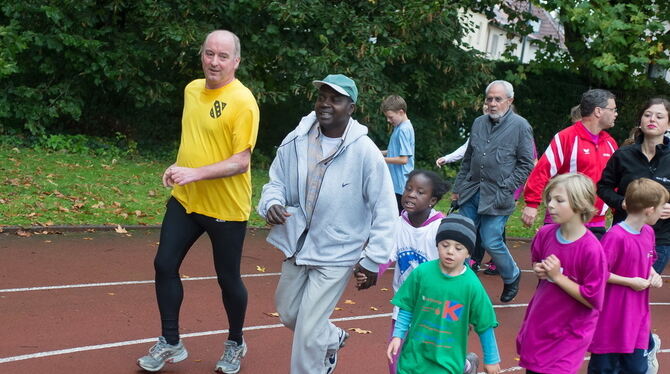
<box><xmin>137</xmin><ymin>336</ymin><xmax>188</xmax><ymax>372</ymax></box>
<box><xmin>324</xmin><ymin>328</ymin><xmax>349</xmax><ymax>374</ymax></box>
<box><xmin>647</xmin><ymin>333</ymin><xmax>661</xmax><ymax>374</ymax></box>
<box><xmin>215</xmin><ymin>339</ymin><xmax>247</xmax><ymax>374</ymax></box>
<box><xmin>465</xmin><ymin>352</ymin><xmax>479</xmax><ymax>374</ymax></box>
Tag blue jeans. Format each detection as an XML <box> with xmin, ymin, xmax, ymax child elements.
<box><xmin>459</xmin><ymin>191</ymin><xmax>520</xmax><ymax>283</ymax></box>
<box><xmin>654</xmin><ymin>245</ymin><xmax>669</xmax><ymax>274</ymax></box>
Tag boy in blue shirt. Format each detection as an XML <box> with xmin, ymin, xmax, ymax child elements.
<box><xmin>381</xmin><ymin>95</ymin><xmax>415</xmax><ymax>213</ymax></box>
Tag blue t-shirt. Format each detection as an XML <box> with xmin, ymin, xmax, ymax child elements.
<box><xmin>387</xmin><ymin>120</ymin><xmax>415</xmax><ymax>194</ymax></box>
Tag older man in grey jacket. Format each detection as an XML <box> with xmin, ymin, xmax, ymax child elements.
<box><xmin>453</xmin><ymin>80</ymin><xmax>535</xmax><ymax>303</ymax></box>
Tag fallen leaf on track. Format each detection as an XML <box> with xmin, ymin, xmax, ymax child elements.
<box><xmin>380</xmin><ymin>288</ymin><xmax>389</xmax><ymax>291</ymax></box>
<box><xmin>114</xmin><ymin>225</ymin><xmax>127</xmax><ymax>234</ymax></box>
<box><xmin>348</xmin><ymin>327</ymin><xmax>372</xmax><ymax>334</ymax></box>
<box><xmin>107</xmin><ymin>293</ymin><xmax>115</xmax><ymax>296</ymax></box>
<box><xmin>17</xmin><ymin>230</ymin><xmax>31</xmax><ymax>237</ymax></box>
<box><xmin>344</xmin><ymin>299</ymin><xmax>356</xmax><ymax>304</ymax></box>
<box><xmin>370</xmin><ymin>306</ymin><xmax>379</xmax><ymax>311</ymax></box>
<box><xmin>256</xmin><ymin>265</ymin><xmax>266</xmax><ymax>273</ymax></box>
<box><xmin>334</xmin><ymin>307</ymin><xmax>343</xmax><ymax>311</ymax></box>
<box><xmin>264</xmin><ymin>312</ymin><xmax>280</xmax><ymax>317</ymax></box>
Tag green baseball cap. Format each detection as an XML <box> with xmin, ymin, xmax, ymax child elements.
<box><xmin>312</xmin><ymin>74</ymin><xmax>358</xmax><ymax>103</ymax></box>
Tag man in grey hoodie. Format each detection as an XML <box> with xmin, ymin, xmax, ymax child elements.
<box><xmin>258</xmin><ymin>74</ymin><xmax>397</xmax><ymax>374</ymax></box>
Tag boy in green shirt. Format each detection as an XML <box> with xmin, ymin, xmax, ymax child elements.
<box><xmin>386</xmin><ymin>214</ymin><xmax>501</xmax><ymax>374</ymax></box>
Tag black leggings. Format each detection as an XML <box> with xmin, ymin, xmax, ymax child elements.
<box><xmin>154</xmin><ymin>197</ymin><xmax>248</xmax><ymax>345</ymax></box>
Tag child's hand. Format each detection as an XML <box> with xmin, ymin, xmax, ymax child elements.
<box><xmin>532</xmin><ymin>262</ymin><xmax>548</xmax><ymax>280</ymax></box>
<box><xmin>629</xmin><ymin>277</ymin><xmax>651</xmax><ymax>291</ymax></box>
<box><xmin>484</xmin><ymin>363</ymin><xmax>501</xmax><ymax>374</ymax></box>
<box><xmin>649</xmin><ymin>269</ymin><xmax>663</xmax><ymax>288</ymax></box>
<box><xmin>386</xmin><ymin>337</ymin><xmax>402</xmax><ymax>364</ymax></box>
<box><xmin>542</xmin><ymin>254</ymin><xmax>562</xmax><ymax>281</ymax></box>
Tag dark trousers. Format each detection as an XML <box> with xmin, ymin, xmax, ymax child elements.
<box><xmin>154</xmin><ymin>197</ymin><xmax>248</xmax><ymax>344</ymax></box>
<box><xmin>588</xmin><ymin>350</ymin><xmax>648</xmax><ymax>374</ymax></box>
<box><xmin>588</xmin><ymin>226</ymin><xmax>607</xmax><ymax>240</ymax></box>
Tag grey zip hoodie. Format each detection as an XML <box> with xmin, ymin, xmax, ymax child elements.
<box><xmin>258</xmin><ymin>112</ymin><xmax>397</xmax><ymax>271</ymax></box>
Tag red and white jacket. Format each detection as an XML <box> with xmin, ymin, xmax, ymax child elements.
<box><xmin>523</xmin><ymin>122</ymin><xmax>618</xmax><ymax>225</ymax></box>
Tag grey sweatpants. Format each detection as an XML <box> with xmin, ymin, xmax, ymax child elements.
<box><xmin>275</xmin><ymin>258</ymin><xmax>352</xmax><ymax>374</ymax></box>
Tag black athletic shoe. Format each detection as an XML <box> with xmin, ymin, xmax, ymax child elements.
<box><xmin>500</xmin><ymin>273</ymin><xmax>521</xmax><ymax>303</ymax></box>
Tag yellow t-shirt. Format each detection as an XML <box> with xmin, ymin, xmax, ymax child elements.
<box><xmin>171</xmin><ymin>79</ymin><xmax>260</xmax><ymax>221</ymax></box>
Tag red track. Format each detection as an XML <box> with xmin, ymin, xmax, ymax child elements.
<box><xmin>1</xmin><ymin>229</ymin><xmax>668</xmax><ymax>373</ymax></box>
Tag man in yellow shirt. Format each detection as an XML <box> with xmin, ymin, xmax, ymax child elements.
<box><xmin>138</xmin><ymin>30</ymin><xmax>259</xmax><ymax>374</ymax></box>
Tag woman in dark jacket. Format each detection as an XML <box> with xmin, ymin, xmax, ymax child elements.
<box><xmin>598</xmin><ymin>97</ymin><xmax>670</xmax><ymax>274</ymax></box>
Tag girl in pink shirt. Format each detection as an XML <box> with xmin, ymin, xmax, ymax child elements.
<box><xmin>516</xmin><ymin>173</ymin><xmax>608</xmax><ymax>374</ymax></box>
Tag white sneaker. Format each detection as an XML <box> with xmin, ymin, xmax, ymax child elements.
<box><xmin>215</xmin><ymin>339</ymin><xmax>247</xmax><ymax>374</ymax></box>
<box><xmin>647</xmin><ymin>333</ymin><xmax>661</xmax><ymax>374</ymax></box>
<box><xmin>324</xmin><ymin>328</ymin><xmax>349</xmax><ymax>374</ymax></box>
<box><xmin>137</xmin><ymin>336</ymin><xmax>188</xmax><ymax>372</ymax></box>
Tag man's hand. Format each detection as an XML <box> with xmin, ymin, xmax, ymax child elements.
<box><xmin>386</xmin><ymin>337</ymin><xmax>402</xmax><ymax>364</ymax></box>
<box><xmin>353</xmin><ymin>263</ymin><xmax>377</xmax><ymax>290</ymax></box>
<box><xmin>167</xmin><ymin>166</ymin><xmax>202</xmax><ymax>186</ymax></box>
<box><xmin>436</xmin><ymin>157</ymin><xmax>447</xmax><ymax>168</ymax></box>
<box><xmin>628</xmin><ymin>277</ymin><xmax>651</xmax><ymax>291</ymax></box>
<box><xmin>521</xmin><ymin>206</ymin><xmax>537</xmax><ymax>227</ymax></box>
<box><xmin>266</xmin><ymin>204</ymin><xmax>291</xmax><ymax>225</ymax></box>
<box><xmin>484</xmin><ymin>363</ymin><xmax>501</xmax><ymax>374</ymax></box>
<box><xmin>162</xmin><ymin>164</ymin><xmax>177</xmax><ymax>187</ymax></box>
<box><xmin>451</xmin><ymin>193</ymin><xmax>459</xmax><ymax>202</ymax></box>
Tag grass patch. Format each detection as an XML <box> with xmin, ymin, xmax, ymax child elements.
<box><xmin>2</xmin><ymin>143</ymin><xmax>539</xmax><ymax>237</ymax></box>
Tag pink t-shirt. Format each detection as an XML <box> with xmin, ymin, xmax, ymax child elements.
<box><xmin>589</xmin><ymin>223</ymin><xmax>656</xmax><ymax>353</ymax></box>
<box><xmin>517</xmin><ymin>224</ymin><xmax>608</xmax><ymax>374</ymax></box>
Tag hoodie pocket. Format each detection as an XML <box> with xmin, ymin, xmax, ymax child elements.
<box><xmin>267</xmin><ymin>206</ymin><xmax>306</xmax><ymax>256</ymax></box>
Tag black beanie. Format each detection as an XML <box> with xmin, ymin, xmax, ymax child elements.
<box><xmin>435</xmin><ymin>214</ymin><xmax>476</xmax><ymax>253</ymax></box>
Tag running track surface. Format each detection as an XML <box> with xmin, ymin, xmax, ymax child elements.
<box><xmin>1</xmin><ymin>228</ymin><xmax>668</xmax><ymax>374</ymax></box>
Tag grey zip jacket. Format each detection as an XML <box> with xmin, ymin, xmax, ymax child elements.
<box><xmin>257</xmin><ymin>112</ymin><xmax>397</xmax><ymax>272</ymax></box>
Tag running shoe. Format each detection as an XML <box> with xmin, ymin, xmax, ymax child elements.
<box><xmin>215</xmin><ymin>339</ymin><xmax>247</xmax><ymax>374</ymax></box>
<box><xmin>137</xmin><ymin>336</ymin><xmax>188</xmax><ymax>372</ymax></box>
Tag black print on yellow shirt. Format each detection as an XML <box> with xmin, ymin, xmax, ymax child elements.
<box><xmin>210</xmin><ymin>101</ymin><xmax>227</xmax><ymax>119</ymax></box>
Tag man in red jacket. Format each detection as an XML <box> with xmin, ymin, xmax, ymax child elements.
<box><xmin>521</xmin><ymin>89</ymin><xmax>618</xmax><ymax>238</ymax></box>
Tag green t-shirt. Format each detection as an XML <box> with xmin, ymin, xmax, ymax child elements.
<box><xmin>391</xmin><ymin>260</ymin><xmax>498</xmax><ymax>373</ymax></box>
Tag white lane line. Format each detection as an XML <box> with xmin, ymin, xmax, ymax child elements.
<box><xmin>0</xmin><ymin>313</ymin><xmax>391</xmax><ymax>364</ymax></box>
<box><xmin>2</xmin><ymin>270</ymin><xmax>667</xmax><ymax>294</ymax></box>
<box><xmin>1</xmin><ymin>310</ymin><xmax>668</xmax><ymax>368</ymax></box>
<box><xmin>0</xmin><ymin>273</ymin><xmax>282</xmax><ymax>293</ymax></box>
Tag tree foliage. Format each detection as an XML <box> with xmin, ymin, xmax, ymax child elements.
<box><xmin>0</xmin><ymin>0</ymin><xmax>509</xmax><ymax>164</ymax></box>
<box><xmin>529</xmin><ymin>0</ymin><xmax>670</xmax><ymax>89</ymax></box>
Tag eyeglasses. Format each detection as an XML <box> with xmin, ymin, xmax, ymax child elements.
<box><xmin>600</xmin><ymin>107</ymin><xmax>618</xmax><ymax>113</ymax></box>
<box><xmin>485</xmin><ymin>96</ymin><xmax>508</xmax><ymax>103</ymax></box>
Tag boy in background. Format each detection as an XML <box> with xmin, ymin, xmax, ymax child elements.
<box><xmin>588</xmin><ymin>178</ymin><xmax>666</xmax><ymax>374</ymax></box>
<box><xmin>381</xmin><ymin>95</ymin><xmax>415</xmax><ymax>213</ymax></box>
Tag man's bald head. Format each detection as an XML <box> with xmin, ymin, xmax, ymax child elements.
<box><xmin>200</xmin><ymin>30</ymin><xmax>240</xmax><ymax>59</ymax></box>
